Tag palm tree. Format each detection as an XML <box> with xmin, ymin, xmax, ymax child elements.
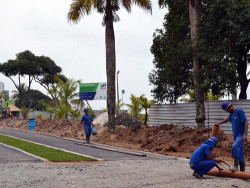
<box><xmin>11</xmin><ymin>83</ymin><xmax>31</xmax><ymax>118</ymax></box>
<box><xmin>126</xmin><ymin>94</ymin><xmax>143</xmax><ymax>119</ymax></box>
<box><xmin>180</xmin><ymin>90</ymin><xmax>220</xmax><ymax>102</ymax></box>
<box><xmin>39</xmin><ymin>99</ymin><xmax>55</xmax><ymax>119</ymax></box>
<box><xmin>70</xmin><ymin>108</ymin><xmax>81</xmax><ymax>120</ymax></box>
<box><xmin>57</xmin><ymin>78</ymin><xmax>80</xmax><ymax>119</ymax></box>
<box><xmin>116</xmin><ymin>99</ymin><xmax>125</xmax><ymax>115</ymax></box>
<box><xmin>55</xmin><ymin>104</ymin><xmax>71</xmax><ymax>119</ymax></box>
<box><xmin>58</xmin><ymin>78</ymin><xmax>80</xmax><ymax>108</ymax></box>
<box><xmin>68</xmin><ymin>0</ymin><xmax>152</xmax><ymax>133</ymax></box>
<box><xmin>139</xmin><ymin>95</ymin><xmax>155</xmax><ymax>125</ymax></box>
<box><xmin>71</xmin><ymin>99</ymin><xmax>85</xmax><ymax>110</ymax></box>
<box><xmin>11</xmin><ymin>83</ymin><xmax>27</xmax><ymax>102</ymax></box>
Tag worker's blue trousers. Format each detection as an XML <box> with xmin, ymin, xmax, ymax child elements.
<box><xmin>232</xmin><ymin>136</ymin><xmax>245</xmax><ymax>165</ymax></box>
<box><xmin>191</xmin><ymin>160</ymin><xmax>216</xmax><ymax>176</ymax></box>
<box><xmin>84</xmin><ymin>125</ymin><xmax>92</xmax><ymax>137</ymax></box>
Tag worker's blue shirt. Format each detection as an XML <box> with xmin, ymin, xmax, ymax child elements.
<box><xmin>190</xmin><ymin>144</ymin><xmax>211</xmax><ymax>164</ymax></box>
<box><xmin>81</xmin><ymin>114</ymin><xmax>92</xmax><ymax>126</ymax></box>
<box><xmin>228</xmin><ymin>108</ymin><xmax>247</xmax><ymax>141</ymax></box>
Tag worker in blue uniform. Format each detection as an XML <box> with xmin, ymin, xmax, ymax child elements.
<box><xmin>214</xmin><ymin>101</ymin><xmax>248</xmax><ymax>172</ymax></box>
<box><xmin>80</xmin><ymin>108</ymin><xmax>94</xmax><ymax>143</ymax></box>
<box><xmin>190</xmin><ymin>137</ymin><xmax>223</xmax><ymax>179</ymax></box>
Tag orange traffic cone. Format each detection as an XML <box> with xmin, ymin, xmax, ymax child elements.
<box><xmin>2</xmin><ymin>122</ymin><xmax>6</xmax><ymax>130</ymax></box>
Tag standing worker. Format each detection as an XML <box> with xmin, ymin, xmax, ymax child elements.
<box><xmin>214</xmin><ymin>101</ymin><xmax>248</xmax><ymax>172</ymax></box>
<box><xmin>190</xmin><ymin>137</ymin><xmax>223</xmax><ymax>179</ymax></box>
<box><xmin>80</xmin><ymin>108</ymin><xmax>94</xmax><ymax>143</ymax></box>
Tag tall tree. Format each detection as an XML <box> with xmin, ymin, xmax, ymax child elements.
<box><xmin>68</xmin><ymin>0</ymin><xmax>152</xmax><ymax>133</ymax></box>
<box><xmin>150</xmin><ymin>0</ymin><xmax>193</xmax><ymax>103</ymax></box>
<box><xmin>188</xmin><ymin>0</ymin><xmax>206</xmax><ymax>127</ymax></box>
<box><xmin>0</xmin><ymin>51</ymin><xmax>39</xmax><ymax>118</ymax></box>
<box><xmin>33</xmin><ymin>55</ymin><xmax>65</xmax><ymax>101</ymax></box>
<box><xmin>158</xmin><ymin>0</ymin><xmax>205</xmax><ymax>127</ymax></box>
<box><xmin>200</xmin><ymin>0</ymin><xmax>250</xmax><ymax>99</ymax></box>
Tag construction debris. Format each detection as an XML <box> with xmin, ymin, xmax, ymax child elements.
<box><xmin>114</xmin><ymin>112</ymin><xmax>143</xmax><ymax>127</ymax></box>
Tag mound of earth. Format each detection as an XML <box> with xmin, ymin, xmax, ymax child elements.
<box><xmin>3</xmin><ymin>118</ymin><xmax>250</xmax><ymax>164</ymax></box>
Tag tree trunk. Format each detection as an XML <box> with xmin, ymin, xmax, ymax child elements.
<box><xmin>105</xmin><ymin>1</ymin><xmax>116</xmax><ymax>133</ymax></box>
<box><xmin>189</xmin><ymin>0</ymin><xmax>206</xmax><ymax>128</ymax></box>
<box><xmin>238</xmin><ymin>52</ymin><xmax>249</xmax><ymax>99</ymax></box>
<box><xmin>144</xmin><ymin>109</ymin><xmax>148</xmax><ymax>125</ymax></box>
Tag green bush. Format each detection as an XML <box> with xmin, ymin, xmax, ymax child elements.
<box><xmin>36</xmin><ymin>114</ymin><xmax>44</xmax><ymax>120</ymax></box>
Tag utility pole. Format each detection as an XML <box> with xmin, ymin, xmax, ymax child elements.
<box><xmin>117</xmin><ymin>70</ymin><xmax>120</xmax><ymax>103</ymax></box>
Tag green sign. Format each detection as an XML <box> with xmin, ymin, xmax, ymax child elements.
<box><xmin>79</xmin><ymin>82</ymin><xmax>107</xmax><ymax>100</ymax></box>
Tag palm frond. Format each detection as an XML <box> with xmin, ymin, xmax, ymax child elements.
<box><xmin>68</xmin><ymin>0</ymin><xmax>94</xmax><ymax>23</ymax></box>
<box><xmin>158</xmin><ymin>0</ymin><xmax>164</xmax><ymax>8</ymax></box>
<box><xmin>132</xmin><ymin>0</ymin><xmax>152</xmax><ymax>13</ymax></box>
<box><xmin>121</xmin><ymin>0</ymin><xmax>132</xmax><ymax>13</ymax></box>
<box><xmin>93</xmin><ymin>0</ymin><xmax>106</xmax><ymax>13</ymax></box>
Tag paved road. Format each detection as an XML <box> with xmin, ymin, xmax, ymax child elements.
<box><xmin>0</xmin><ymin>144</ymin><xmax>41</xmax><ymax>163</ymax></box>
<box><xmin>0</xmin><ymin>129</ymin><xmax>174</xmax><ymax>161</ymax></box>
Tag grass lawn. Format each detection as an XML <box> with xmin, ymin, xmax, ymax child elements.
<box><xmin>0</xmin><ymin>134</ymin><xmax>97</xmax><ymax>162</ymax></box>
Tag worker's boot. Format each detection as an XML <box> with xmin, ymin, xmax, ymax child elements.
<box><xmin>230</xmin><ymin>159</ymin><xmax>239</xmax><ymax>172</ymax></box>
<box><xmin>240</xmin><ymin>163</ymin><xmax>245</xmax><ymax>172</ymax></box>
<box><xmin>86</xmin><ymin>136</ymin><xmax>90</xmax><ymax>144</ymax></box>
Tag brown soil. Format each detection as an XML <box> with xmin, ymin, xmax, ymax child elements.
<box><xmin>3</xmin><ymin>118</ymin><xmax>250</xmax><ymax>165</ymax></box>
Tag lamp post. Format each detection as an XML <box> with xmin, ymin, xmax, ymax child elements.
<box><xmin>117</xmin><ymin>70</ymin><xmax>120</xmax><ymax>103</ymax></box>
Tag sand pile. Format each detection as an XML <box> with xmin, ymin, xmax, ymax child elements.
<box><xmin>93</xmin><ymin>112</ymin><xmax>108</xmax><ymax>126</ymax></box>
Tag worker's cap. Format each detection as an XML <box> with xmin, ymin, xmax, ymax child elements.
<box><xmin>221</xmin><ymin>101</ymin><xmax>231</xmax><ymax>111</ymax></box>
<box><xmin>208</xmin><ymin>136</ymin><xmax>218</xmax><ymax>148</ymax></box>
<box><xmin>84</xmin><ymin>108</ymin><xmax>88</xmax><ymax>112</ymax></box>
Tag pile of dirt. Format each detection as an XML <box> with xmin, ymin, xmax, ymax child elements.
<box><xmin>3</xmin><ymin>118</ymin><xmax>250</xmax><ymax>163</ymax></box>
<box><xmin>113</xmin><ymin>112</ymin><xmax>143</xmax><ymax>127</ymax></box>
<box><xmin>4</xmin><ymin>118</ymin><xmax>86</xmax><ymax>139</ymax></box>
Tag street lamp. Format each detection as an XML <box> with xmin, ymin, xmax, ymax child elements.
<box><xmin>117</xmin><ymin>70</ymin><xmax>120</xmax><ymax>103</ymax></box>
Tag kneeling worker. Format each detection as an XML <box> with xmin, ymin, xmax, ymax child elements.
<box><xmin>190</xmin><ymin>137</ymin><xmax>223</xmax><ymax>179</ymax></box>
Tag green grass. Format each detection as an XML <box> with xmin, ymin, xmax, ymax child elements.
<box><xmin>0</xmin><ymin>134</ymin><xmax>97</xmax><ymax>162</ymax></box>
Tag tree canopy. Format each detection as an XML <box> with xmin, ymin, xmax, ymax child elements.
<box><xmin>150</xmin><ymin>0</ymin><xmax>250</xmax><ymax>103</ymax></box>
<box><xmin>149</xmin><ymin>0</ymin><xmax>193</xmax><ymax>103</ymax></box>
<box><xmin>13</xmin><ymin>89</ymin><xmax>51</xmax><ymax>110</ymax></box>
<box><xmin>0</xmin><ymin>50</ymin><xmax>64</xmax><ymax>118</ymax></box>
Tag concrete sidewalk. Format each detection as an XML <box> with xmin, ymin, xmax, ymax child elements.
<box><xmin>0</xmin><ymin>144</ymin><xmax>41</xmax><ymax>163</ymax></box>
<box><xmin>0</xmin><ymin>128</ymin><xmax>175</xmax><ymax>161</ymax></box>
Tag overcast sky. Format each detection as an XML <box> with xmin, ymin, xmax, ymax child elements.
<box><xmin>0</xmin><ymin>0</ymin><xmax>167</xmax><ymax>109</ymax></box>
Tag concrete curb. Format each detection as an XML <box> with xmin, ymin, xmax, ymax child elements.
<box><xmin>5</xmin><ymin>127</ymin><xmax>189</xmax><ymax>162</ymax></box>
<box><xmin>0</xmin><ymin>132</ymin><xmax>102</xmax><ymax>161</ymax></box>
<box><xmin>0</xmin><ymin>142</ymin><xmax>47</xmax><ymax>162</ymax></box>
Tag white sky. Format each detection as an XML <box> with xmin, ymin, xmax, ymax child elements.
<box><xmin>0</xmin><ymin>0</ymin><xmax>167</xmax><ymax>109</ymax></box>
